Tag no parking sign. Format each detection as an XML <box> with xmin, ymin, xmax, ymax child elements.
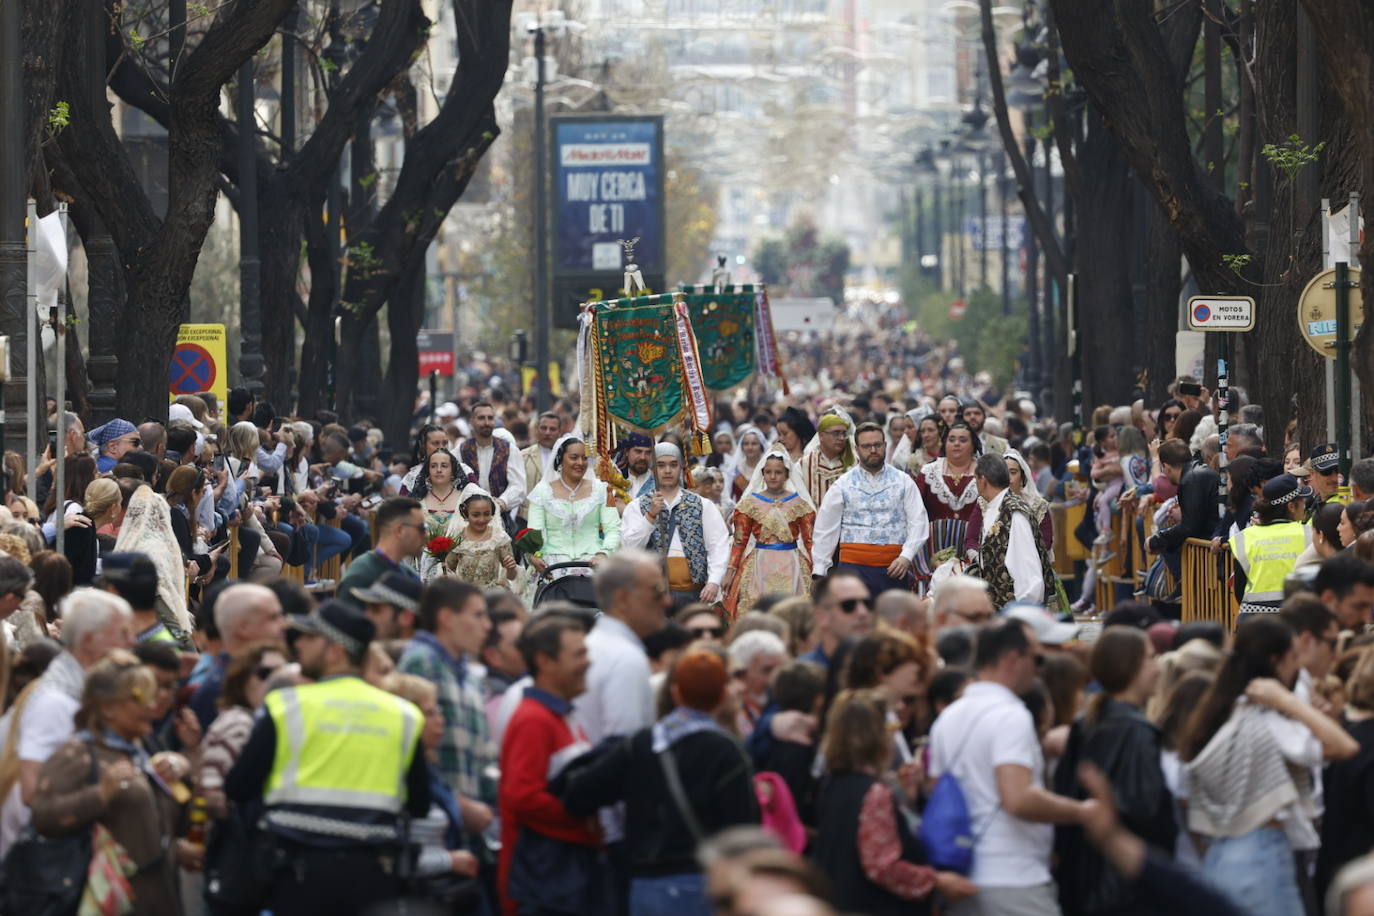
<box><xmin>169</xmin><ymin>324</ymin><xmax>227</xmax><ymax>407</ymax></box>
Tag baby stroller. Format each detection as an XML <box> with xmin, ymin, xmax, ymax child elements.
<box><xmin>532</xmin><ymin>561</ymin><xmax>598</xmax><ymax>610</ymax></box>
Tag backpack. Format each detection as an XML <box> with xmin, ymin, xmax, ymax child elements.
<box><xmin>918</xmin><ymin>707</ymin><xmax>1001</xmax><ymax>875</ymax></box>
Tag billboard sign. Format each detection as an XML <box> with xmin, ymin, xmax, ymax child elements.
<box><xmin>552</xmin><ymin>115</ymin><xmax>665</xmax><ymax>279</ymax></box>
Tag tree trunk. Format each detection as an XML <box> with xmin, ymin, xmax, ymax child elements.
<box><xmin>1073</xmin><ymin>113</ymin><xmax>1138</xmax><ymax>410</ymax></box>
<box><xmin>259</xmin><ymin>192</ymin><xmax>307</xmax><ymax>411</ymax></box>
<box><xmin>1142</xmin><ymin>196</ymin><xmax>1181</xmax><ymax>405</ymax></box>
<box><xmin>379</xmin><ymin>266</ymin><xmax>425</xmax><ymax>447</ymax></box>
<box><xmin>297</xmin><ymin>195</ymin><xmax>338</xmax><ymax>420</ymax></box>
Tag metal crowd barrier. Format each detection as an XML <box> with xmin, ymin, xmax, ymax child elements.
<box><xmin>1181</xmin><ymin>537</ymin><xmax>1239</xmax><ymax>631</ymax></box>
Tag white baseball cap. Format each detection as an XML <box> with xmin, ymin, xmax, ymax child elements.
<box><xmin>1002</xmin><ymin>603</ymin><xmax>1081</xmax><ymax>646</ymax></box>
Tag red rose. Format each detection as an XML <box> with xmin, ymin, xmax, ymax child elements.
<box><xmin>427</xmin><ymin>536</ymin><xmax>456</xmax><ymax>556</ymax></box>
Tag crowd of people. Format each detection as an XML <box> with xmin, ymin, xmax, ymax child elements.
<box><xmin>4</xmin><ymin>309</ymin><xmax>1374</xmax><ymax>916</ymax></box>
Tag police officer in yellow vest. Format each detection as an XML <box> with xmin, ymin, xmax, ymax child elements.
<box><xmin>1230</xmin><ymin>474</ymin><xmax>1314</xmax><ymax>619</ymax></box>
<box><xmin>226</xmin><ymin>600</ymin><xmax>430</xmax><ymax>915</ymax></box>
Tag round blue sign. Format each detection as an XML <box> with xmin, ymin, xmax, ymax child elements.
<box><xmin>1193</xmin><ymin>304</ymin><xmax>1211</xmax><ymax>323</ymax></box>
<box><xmin>169</xmin><ymin>344</ymin><xmax>216</xmax><ymax>394</ymax></box>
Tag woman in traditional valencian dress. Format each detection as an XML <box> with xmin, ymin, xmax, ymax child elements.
<box><xmin>414</xmin><ymin>448</ymin><xmax>465</xmax><ymax>582</ymax></box>
<box><xmin>524</xmin><ymin>435</ymin><xmax>621</xmax><ymax>577</ymax></box>
<box><xmin>914</xmin><ymin>422</ymin><xmax>982</xmax><ymax>582</ymax></box>
<box><xmin>722</xmin><ymin>447</ymin><xmax>816</xmax><ymax>619</ymax></box>
<box><xmin>728</xmin><ymin>425</ymin><xmax>769</xmax><ymax>502</ymax></box>
<box><xmin>905</xmin><ymin>414</ymin><xmax>944</xmax><ymax>476</ymax></box>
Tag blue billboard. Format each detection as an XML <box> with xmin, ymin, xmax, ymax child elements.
<box><xmin>552</xmin><ymin>116</ymin><xmax>664</xmax><ymax>276</ymax></box>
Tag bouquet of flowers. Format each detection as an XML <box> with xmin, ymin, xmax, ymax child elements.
<box><xmin>513</xmin><ymin>528</ymin><xmax>544</xmax><ymax>554</ymax></box>
<box><xmin>426</xmin><ymin>536</ymin><xmax>456</xmax><ymax>561</ymax></box>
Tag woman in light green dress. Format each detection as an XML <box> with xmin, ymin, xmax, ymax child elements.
<box><xmin>525</xmin><ymin>435</ymin><xmax>621</xmax><ymax>580</ymax></box>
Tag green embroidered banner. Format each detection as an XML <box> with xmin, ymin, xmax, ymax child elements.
<box><xmin>594</xmin><ymin>297</ymin><xmax>689</xmax><ymax>433</ymax></box>
<box><xmin>682</xmin><ymin>286</ymin><xmax>757</xmax><ymax>392</ymax></box>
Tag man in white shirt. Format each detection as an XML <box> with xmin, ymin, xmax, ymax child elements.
<box><xmin>974</xmin><ymin>453</ymin><xmax>1052</xmax><ymax>610</ymax></box>
<box><xmin>575</xmin><ymin>549</ymin><xmax>670</xmax><ymax>910</ymax></box>
<box><xmin>522</xmin><ymin>412</ymin><xmax>562</xmax><ymax>489</ymax></box>
<box><xmin>811</xmin><ymin>422</ymin><xmax>928</xmax><ymax>599</ymax></box>
<box><xmin>622</xmin><ymin>443</ymin><xmax>730</xmax><ymax>609</ymax></box>
<box><xmin>458</xmin><ymin>401</ymin><xmax>526</xmax><ymax>517</ymax></box>
<box><xmin>929</xmin><ymin>618</ymin><xmax>1097</xmax><ymax>916</ymax></box>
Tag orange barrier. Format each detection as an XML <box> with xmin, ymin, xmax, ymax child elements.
<box><xmin>1182</xmin><ymin>537</ymin><xmax>1239</xmax><ymax>631</ymax></box>
<box><xmin>1050</xmin><ymin>504</ymin><xmax>1076</xmax><ymax>577</ymax></box>
<box><xmin>228</xmin><ymin>526</ymin><xmax>240</xmax><ymax>580</ymax></box>
<box><xmin>315</xmin><ymin>517</ymin><xmax>345</xmax><ymax>586</ymax></box>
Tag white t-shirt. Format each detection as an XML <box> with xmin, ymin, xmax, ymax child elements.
<box><xmin>928</xmin><ymin>680</ymin><xmax>1053</xmax><ymax>887</ymax></box>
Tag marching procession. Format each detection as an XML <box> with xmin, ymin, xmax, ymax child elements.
<box><xmin>1</xmin><ymin>284</ymin><xmax>1373</xmax><ymax>916</ymax></box>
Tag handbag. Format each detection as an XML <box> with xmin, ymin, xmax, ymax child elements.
<box><xmin>203</xmin><ymin>801</ymin><xmax>277</xmax><ymax>912</ymax></box>
<box><xmin>0</xmin><ymin>742</ymin><xmax>100</xmax><ymax>916</ymax></box>
<box><xmin>1143</xmin><ymin>554</ymin><xmax>1180</xmax><ymax>604</ymax></box>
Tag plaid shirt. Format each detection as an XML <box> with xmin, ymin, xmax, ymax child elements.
<box><xmin>398</xmin><ymin>631</ymin><xmax>497</xmax><ymax>805</ymax></box>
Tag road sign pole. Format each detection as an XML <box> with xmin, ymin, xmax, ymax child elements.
<box><xmin>429</xmin><ymin>370</ymin><xmax>438</xmax><ymax>426</ymax></box>
<box><xmin>1336</xmin><ymin>261</ymin><xmax>1353</xmax><ymax>479</ymax></box>
<box><xmin>1217</xmin><ymin>342</ymin><xmax>1229</xmax><ymax>520</ymax></box>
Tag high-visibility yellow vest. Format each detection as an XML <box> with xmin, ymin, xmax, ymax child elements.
<box><xmin>264</xmin><ymin>676</ymin><xmax>421</xmax><ymax>816</ymax></box>
<box><xmin>1230</xmin><ymin>520</ymin><xmax>1312</xmax><ymax>603</ymax></box>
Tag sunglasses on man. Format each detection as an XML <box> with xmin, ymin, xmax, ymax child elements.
<box><xmin>836</xmin><ymin>597</ymin><xmax>871</xmax><ymax>614</ymax></box>
<box><xmin>688</xmin><ymin>625</ymin><xmax>726</xmax><ymax>640</ymax></box>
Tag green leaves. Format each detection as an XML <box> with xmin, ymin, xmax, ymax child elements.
<box><xmin>46</xmin><ymin>101</ymin><xmax>70</xmax><ymax>136</ymax></box>
<box><xmin>1221</xmin><ymin>253</ymin><xmax>1252</xmax><ymax>275</ymax></box>
<box><xmin>1261</xmin><ymin>134</ymin><xmax>1326</xmax><ymax>183</ymax></box>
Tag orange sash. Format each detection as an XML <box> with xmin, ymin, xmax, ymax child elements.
<box><xmin>666</xmin><ymin>557</ymin><xmax>697</xmax><ymax>591</ymax></box>
<box><xmin>838</xmin><ymin>543</ymin><xmax>902</xmax><ymax>567</ymax></box>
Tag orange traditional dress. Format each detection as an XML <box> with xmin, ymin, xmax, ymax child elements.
<box><xmin>723</xmin><ymin>491</ymin><xmax>816</xmax><ymax>619</ymax></box>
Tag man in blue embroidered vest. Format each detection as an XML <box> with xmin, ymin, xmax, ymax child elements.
<box><xmin>622</xmin><ymin>442</ymin><xmax>730</xmax><ymax>610</ymax></box>
<box><xmin>459</xmin><ymin>401</ymin><xmax>526</xmax><ymax>521</ymax></box>
<box><xmin>811</xmin><ymin>422</ymin><xmax>930</xmax><ymax>598</ymax></box>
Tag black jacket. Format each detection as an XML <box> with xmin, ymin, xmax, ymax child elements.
<box><xmin>1150</xmin><ymin>461</ymin><xmax>1221</xmax><ymax>554</ymax></box>
<box><xmin>813</xmin><ymin>770</ymin><xmax>929</xmax><ymax>916</ymax></box>
<box><xmin>559</xmin><ymin>725</ymin><xmax>759</xmax><ymax>876</ymax></box>
<box><xmin>1053</xmin><ymin>699</ymin><xmax>1175</xmax><ymax>916</ymax></box>
<box><xmin>1317</xmin><ymin>716</ymin><xmax>1374</xmax><ymax>900</ymax></box>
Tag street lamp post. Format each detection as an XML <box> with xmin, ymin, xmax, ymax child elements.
<box><xmin>998</xmin><ymin>150</ymin><xmax>1011</xmax><ymax>318</ymax></box>
<box><xmin>531</xmin><ymin>24</ymin><xmax>551</xmax><ymax>411</ymax></box>
<box><xmin>0</xmin><ymin>0</ymin><xmax>27</xmax><ymax>444</ymax></box>
<box><xmin>238</xmin><ymin>62</ymin><xmax>264</xmax><ymax>395</ymax></box>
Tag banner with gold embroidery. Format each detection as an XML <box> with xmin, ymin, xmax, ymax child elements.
<box><xmin>681</xmin><ymin>286</ymin><xmax>757</xmax><ymax>393</ymax></box>
<box><xmin>577</xmin><ymin>293</ymin><xmax>713</xmax><ymax>468</ymax></box>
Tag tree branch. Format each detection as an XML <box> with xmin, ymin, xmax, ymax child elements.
<box><xmin>1049</xmin><ymin>0</ymin><xmax>1253</xmax><ymax>293</ymax></box>
<box><xmin>981</xmin><ymin>0</ymin><xmax>1068</xmax><ymax>284</ymax></box>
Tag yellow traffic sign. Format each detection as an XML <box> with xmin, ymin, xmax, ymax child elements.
<box><xmin>169</xmin><ymin>323</ymin><xmax>228</xmax><ymax>407</ymax></box>
<box><xmin>1298</xmin><ymin>267</ymin><xmax>1364</xmax><ymax>359</ymax></box>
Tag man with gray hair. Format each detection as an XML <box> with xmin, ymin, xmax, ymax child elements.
<box><xmin>12</xmin><ymin>589</ymin><xmax>133</xmax><ymax>820</ymax></box>
<box><xmin>972</xmin><ymin>453</ymin><xmax>1056</xmax><ymax>610</ymax></box>
<box><xmin>189</xmin><ymin>582</ymin><xmax>286</xmax><ymax>729</ymax></box>
<box><xmin>932</xmin><ymin>574</ymin><xmax>995</xmax><ymax>629</ymax></box>
<box><xmin>1225</xmin><ymin>423</ymin><xmax>1264</xmax><ymax>461</ymax></box>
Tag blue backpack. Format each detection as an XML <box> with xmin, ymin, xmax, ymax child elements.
<box><xmin>918</xmin><ymin>709</ymin><xmax>1000</xmax><ymax>875</ymax></box>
